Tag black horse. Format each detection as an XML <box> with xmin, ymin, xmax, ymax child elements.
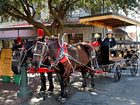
<box><xmin>12</xmin><ymin>40</ymin><xmax>54</xmax><ymax>95</ymax></box>
<box><xmin>32</xmin><ymin>37</ymin><xmax>95</xmax><ymax>102</ymax></box>
<box><xmin>12</xmin><ymin>40</ymin><xmax>33</xmax><ymax>74</ymax></box>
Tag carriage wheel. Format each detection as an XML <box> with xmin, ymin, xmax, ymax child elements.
<box><xmin>114</xmin><ymin>65</ymin><xmax>121</xmax><ymax>82</ymax></box>
<box><xmin>130</xmin><ymin>55</ymin><xmax>138</xmax><ymax>76</ymax></box>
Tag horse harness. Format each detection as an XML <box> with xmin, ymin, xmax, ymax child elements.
<box><xmin>44</xmin><ymin>39</ymin><xmax>96</xmax><ymax>72</ymax></box>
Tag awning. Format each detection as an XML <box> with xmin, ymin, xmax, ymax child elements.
<box><xmin>79</xmin><ymin>12</ymin><xmax>140</xmax><ymax>29</ymax></box>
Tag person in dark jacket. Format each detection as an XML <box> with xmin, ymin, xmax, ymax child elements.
<box><xmin>101</xmin><ymin>32</ymin><xmax>116</xmax><ymax>64</ymax></box>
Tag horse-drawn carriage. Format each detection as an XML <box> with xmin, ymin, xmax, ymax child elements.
<box><xmin>11</xmin><ymin>13</ymin><xmax>140</xmax><ymax>102</ymax></box>
<box><xmin>93</xmin><ymin>40</ymin><xmax>139</xmax><ymax>82</ymax></box>
<box><xmin>11</xmin><ymin>34</ymin><xmax>139</xmax><ymax>102</ymax></box>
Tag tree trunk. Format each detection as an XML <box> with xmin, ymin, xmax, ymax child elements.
<box><xmin>51</xmin><ymin>19</ymin><xmax>58</xmax><ymax>36</ymax></box>
<box><xmin>26</xmin><ymin>19</ymin><xmax>51</xmax><ymax>37</ymax></box>
<box><xmin>57</xmin><ymin>22</ymin><xmax>64</xmax><ymax>37</ymax></box>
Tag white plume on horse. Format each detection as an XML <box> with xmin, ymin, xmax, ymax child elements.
<box><xmin>51</xmin><ymin>35</ymin><xmax>54</xmax><ymax>38</ymax></box>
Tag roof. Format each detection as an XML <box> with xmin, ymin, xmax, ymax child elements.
<box><xmin>0</xmin><ymin>22</ymin><xmax>51</xmax><ymax>31</ymax></box>
<box><xmin>79</xmin><ymin>12</ymin><xmax>140</xmax><ymax>29</ymax></box>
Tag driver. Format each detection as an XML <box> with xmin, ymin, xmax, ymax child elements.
<box><xmin>101</xmin><ymin>32</ymin><xmax>116</xmax><ymax>64</ymax></box>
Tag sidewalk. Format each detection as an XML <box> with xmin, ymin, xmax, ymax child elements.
<box><xmin>0</xmin><ymin>72</ymin><xmax>81</xmax><ymax>105</ymax></box>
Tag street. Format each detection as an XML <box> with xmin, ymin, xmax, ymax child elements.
<box><xmin>0</xmin><ymin>67</ymin><xmax>140</xmax><ymax>105</ymax></box>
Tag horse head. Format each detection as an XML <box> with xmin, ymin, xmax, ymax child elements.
<box><xmin>12</xmin><ymin>41</ymin><xmax>34</xmax><ymax>74</ymax></box>
<box><xmin>32</xmin><ymin>37</ymin><xmax>61</xmax><ymax>69</ymax></box>
<box><xmin>32</xmin><ymin>39</ymin><xmax>50</xmax><ymax>69</ymax></box>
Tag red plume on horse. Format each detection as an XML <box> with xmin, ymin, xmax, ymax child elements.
<box><xmin>37</xmin><ymin>28</ymin><xmax>44</xmax><ymax>38</ymax></box>
<box><xmin>16</xmin><ymin>37</ymin><xmax>22</xmax><ymax>44</ymax></box>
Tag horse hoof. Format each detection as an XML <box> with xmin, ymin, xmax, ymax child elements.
<box><xmin>46</xmin><ymin>91</ymin><xmax>53</xmax><ymax>95</ymax></box>
<box><xmin>43</xmin><ymin>96</ymin><xmax>46</xmax><ymax>100</ymax></box>
<box><xmin>80</xmin><ymin>87</ymin><xmax>86</xmax><ymax>91</ymax></box>
<box><xmin>60</xmin><ymin>98</ymin><xmax>67</xmax><ymax>103</ymax></box>
<box><xmin>36</xmin><ymin>91</ymin><xmax>45</xmax><ymax>98</ymax></box>
<box><xmin>88</xmin><ymin>88</ymin><xmax>94</xmax><ymax>92</ymax></box>
<box><xmin>58</xmin><ymin>96</ymin><xmax>62</xmax><ymax>101</ymax></box>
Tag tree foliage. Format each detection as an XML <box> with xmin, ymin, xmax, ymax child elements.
<box><xmin>0</xmin><ymin>0</ymin><xmax>140</xmax><ymax>37</ymax></box>
<box><xmin>78</xmin><ymin>0</ymin><xmax>140</xmax><ymax>15</ymax></box>
<box><xmin>0</xmin><ymin>0</ymin><xmax>51</xmax><ymax>36</ymax></box>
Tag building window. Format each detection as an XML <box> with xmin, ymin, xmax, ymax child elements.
<box><xmin>68</xmin><ymin>34</ymin><xmax>83</xmax><ymax>44</ymax></box>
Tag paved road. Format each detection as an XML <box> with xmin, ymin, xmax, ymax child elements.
<box><xmin>65</xmin><ymin>73</ymin><xmax>140</xmax><ymax>105</ymax></box>
<box><xmin>0</xmin><ymin>67</ymin><xmax>140</xmax><ymax>105</ymax></box>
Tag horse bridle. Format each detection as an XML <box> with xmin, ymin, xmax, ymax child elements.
<box><xmin>33</xmin><ymin>39</ymin><xmax>64</xmax><ymax>68</ymax></box>
<box><xmin>12</xmin><ymin>44</ymin><xmax>34</xmax><ymax>73</ymax></box>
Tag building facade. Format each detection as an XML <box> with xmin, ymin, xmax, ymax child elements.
<box><xmin>0</xmin><ymin>9</ymin><xmax>135</xmax><ymax>49</ymax></box>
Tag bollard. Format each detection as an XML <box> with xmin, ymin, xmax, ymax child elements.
<box><xmin>17</xmin><ymin>63</ymin><xmax>33</xmax><ymax>97</ymax></box>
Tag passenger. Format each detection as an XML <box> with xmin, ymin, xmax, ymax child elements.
<box><xmin>91</xmin><ymin>33</ymin><xmax>102</xmax><ymax>51</ymax></box>
<box><xmin>91</xmin><ymin>33</ymin><xmax>102</xmax><ymax>67</ymax></box>
<box><xmin>101</xmin><ymin>32</ymin><xmax>116</xmax><ymax>64</ymax></box>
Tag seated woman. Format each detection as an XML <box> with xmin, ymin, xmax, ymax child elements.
<box><xmin>91</xmin><ymin>33</ymin><xmax>102</xmax><ymax>66</ymax></box>
<box><xmin>91</xmin><ymin>33</ymin><xmax>102</xmax><ymax>51</ymax></box>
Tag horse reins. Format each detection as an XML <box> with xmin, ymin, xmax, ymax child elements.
<box><xmin>47</xmin><ymin>40</ymin><xmax>95</xmax><ymax>72</ymax></box>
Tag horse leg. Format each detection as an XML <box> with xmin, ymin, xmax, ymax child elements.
<box><xmin>36</xmin><ymin>73</ymin><xmax>46</xmax><ymax>97</ymax></box>
<box><xmin>58</xmin><ymin>74</ymin><xmax>68</xmax><ymax>103</ymax></box>
<box><xmin>90</xmin><ymin>71</ymin><xmax>95</xmax><ymax>90</ymax></box>
<box><xmin>47</xmin><ymin>72</ymin><xmax>54</xmax><ymax>94</ymax></box>
<box><xmin>81</xmin><ymin>69</ymin><xmax>87</xmax><ymax>91</ymax></box>
<box><xmin>40</xmin><ymin>73</ymin><xmax>46</xmax><ymax>92</ymax></box>
<box><xmin>89</xmin><ymin>61</ymin><xmax>95</xmax><ymax>90</ymax></box>
<box><xmin>57</xmin><ymin>63</ymin><xmax>68</xmax><ymax>103</ymax></box>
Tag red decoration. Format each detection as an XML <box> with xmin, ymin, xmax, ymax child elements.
<box><xmin>16</xmin><ymin>37</ymin><xmax>22</xmax><ymax>43</ymax></box>
<box><xmin>95</xmin><ymin>69</ymin><xmax>106</xmax><ymax>74</ymax></box>
<box><xmin>59</xmin><ymin>43</ymin><xmax>68</xmax><ymax>63</ymax></box>
<box><xmin>37</xmin><ymin>28</ymin><xmax>44</xmax><ymax>37</ymax></box>
<box><xmin>28</xmin><ymin>67</ymin><xmax>55</xmax><ymax>73</ymax></box>
<box><xmin>91</xmin><ymin>41</ymin><xmax>100</xmax><ymax>47</ymax></box>
<box><xmin>60</xmin><ymin>56</ymin><xmax>68</xmax><ymax>63</ymax></box>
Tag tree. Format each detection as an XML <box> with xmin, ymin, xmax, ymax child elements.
<box><xmin>48</xmin><ymin>0</ymin><xmax>79</xmax><ymax>35</ymax></box>
<box><xmin>0</xmin><ymin>0</ymin><xmax>140</xmax><ymax>37</ymax></box>
<box><xmin>0</xmin><ymin>0</ymin><xmax>79</xmax><ymax>36</ymax></box>
<box><xmin>0</xmin><ymin>0</ymin><xmax>51</xmax><ymax>36</ymax></box>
